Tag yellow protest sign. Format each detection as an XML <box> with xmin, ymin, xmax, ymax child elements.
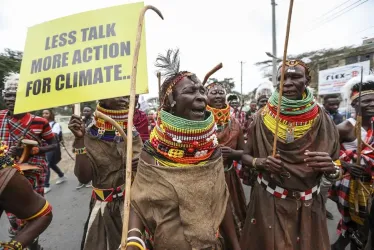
<box><xmin>14</xmin><ymin>2</ymin><xmax>148</xmax><ymax>114</ymax></box>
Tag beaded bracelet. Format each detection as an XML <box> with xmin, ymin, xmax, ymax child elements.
<box><xmin>73</xmin><ymin>147</ymin><xmax>87</xmax><ymax>155</ymax></box>
<box><xmin>126</xmin><ymin>242</ymin><xmax>144</xmax><ymax>250</ymax></box>
<box><xmin>0</xmin><ymin>239</ymin><xmax>23</xmax><ymax>250</ymax></box>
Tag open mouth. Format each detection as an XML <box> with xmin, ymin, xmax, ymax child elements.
<box><xmin>191</xmin><ymin>107</ymin><xmax>205</xmax><ymax>116</ymax></box>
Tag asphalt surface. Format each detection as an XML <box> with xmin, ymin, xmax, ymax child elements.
<box><xmin>0</xmin><ymin>175</ymin><xmax>345</xmax><ymax>250</ymax></box>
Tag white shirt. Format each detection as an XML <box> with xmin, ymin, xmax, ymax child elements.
<box><xmin>49</xmin><ymin>121</ymin><xmax>61</xmax><ymax>135</ymax></box>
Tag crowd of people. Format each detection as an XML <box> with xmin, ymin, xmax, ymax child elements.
<box><xmin>0</xmin><ymin>49</ymin><xmax>373</xmax><ymax>250</ymax></box>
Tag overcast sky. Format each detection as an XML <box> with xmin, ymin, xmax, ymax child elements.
<box><xmin>1</xmin><ymin>0</ymin><xmax>373</xmax><ymax>98</ymax></box>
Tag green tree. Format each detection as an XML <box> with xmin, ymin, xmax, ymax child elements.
<box><xmin>0</xmin><ymin>49</ymin><xmax>23</xmax><ymax>109</ymax></box>
<box><xmin>208</xmin><ymin>77</ymin><xmax>236</xmax><ymax>94</ymax></box>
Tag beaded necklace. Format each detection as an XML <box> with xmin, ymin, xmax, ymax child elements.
<box><xmin>90</xmin><ymin>105</ymin><xmax>139</xmax><ymax>142</ymax></box>
<box><xmin>206</xmin><ymin>105</ymin><xmax>231</xmax><ymax>132</ymax></box>
<box><xmin>149</xmin><ymin>109</ymin><xmax>218</xmax><ymax>167</ymax></box>
<box><xmin>263</xmin><ymin>89</ymin><xmax>319</xmax><ymax>143</ymax></box>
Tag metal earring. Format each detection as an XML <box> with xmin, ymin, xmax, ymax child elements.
<box><xmin>171</xmin><ymin>101</ymin><xmax>176</xmax><ymax>107</ymax></box>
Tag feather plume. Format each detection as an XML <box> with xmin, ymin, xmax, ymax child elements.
<box><xmin>154</xmin><ymin>49</ymin><xmax>181</xmax><ymax>80</ymax></box>
<box><xmin>341</xmin><ymin>75</ymin><xmax>374</xmax><ymax>103</ymax></box>
<box><xmin>255</xmin><ymin>81</ymin><xmax>274</xmax><ymax>100</ymax></box>
<box><xmin>2</xmin><ymin>72</ymin><xmax>19</xmax><ymax>96</ymax></box>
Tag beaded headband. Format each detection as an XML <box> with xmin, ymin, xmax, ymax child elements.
<box><xmin>161</xmin><ymin>71</ymin><xmax>194</xmax><ymax>108</ymax></box>
<box><xmin>278</xmin><ymin>60</ymin><xmax>311</xmax><ymax>81</ymax></box>
<box><xmin>342</xmin><ymin>75</ymin><xmax>374</xmax><ymax>103</ymax></box>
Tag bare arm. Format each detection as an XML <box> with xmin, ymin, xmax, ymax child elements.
<box><xmin>337</xmin><ymin>120</ymin><xmax>355</xmax><ymax>143</ymax></box>
<box><xmin>0</xmin><ymin>172</ymin><xmax>53</xmax><ymax>247</ymax></box>
<box><xmin>38</xmin><ymin>137</ymin><xmax>58</xmax><ymax>153</ymax></box>
<box><xmin>73</xmin><ymin>138</ymin><xmax>93</xmax><ymax>184</ymax></box>
<box><xmin>68</xmin><ymin>115</ymin><xmax>93</xmax><ymax>184</ymax></box>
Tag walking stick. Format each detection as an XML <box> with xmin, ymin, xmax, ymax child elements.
<box><xmin>272</xmin><ymin>0</ymin><xmax>294</xmax><ymax>156</ymax></box>
<box><xmin>354</xmin><ymin>66</ymin><xmax>364</xmax><ymax>213</ymax></box>
<box><xmin>91</xmin><ymin>6</ymin><xmax>162</xmax><ymax>249</ymax></box>
<box><xmin>121</xmin><ymin>6</ymin><xmax>163</xmax><ymax>249</ymax></box>
<box><xmin>202</xmin><ymin>63</ymin><xmax>223</xmax><ymax>85</ymax></box>
<box><xmin>157</xmin><ymin>72</ymin><xmax>162</xmax><ymax>103</ymax></box>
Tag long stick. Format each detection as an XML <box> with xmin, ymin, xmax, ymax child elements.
<box><xmin>202</xmin><ymin>63</ymin><xmax>223</xmax><ymax>85</ymax></box>
<box><xmin>354</xmin><ymin>66</ymin><xmax>364</xmax><ymax>213</ymax></box>
<box><xmin>157</xmin><ymin>72</ymin><xmax>161</xmax><ymax>103</ymax></box>
<box><xmin>121</xmin><ymin>6</ymin><xmax>163</xmax><ymax>249</ymax></box>
<box><xmin>272</xmin><ymin>0</ymin><xmax>294</xmax><ymax>157</ymax></box>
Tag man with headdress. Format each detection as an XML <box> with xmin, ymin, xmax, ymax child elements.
<box><xmin>0</xmin><ymin>72</ymin><xmax>58</xmax><ymax>249</ymax></box>
<box><xmin>255</xmin><ymin>81</ymin><xmax>275</xmax><ymax>110</ymax></box>
<box><xmin>330</xmin><ymin>75</ymin><xmax>374</xmax><ymax>250</ymax></box>
<box><xmin>240</xmin><ymin>59</ymin><xmax>340</xmax><ymax>250</ymax></box>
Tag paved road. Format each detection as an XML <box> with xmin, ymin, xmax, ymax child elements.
<box><xmin>0</xmin><ymin>175</ymin><xmax>343</xmax><ymax>250</ymax></box>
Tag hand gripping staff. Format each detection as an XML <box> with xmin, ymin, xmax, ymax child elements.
<box><xmin>93</xmin><ymin>5</ymin><xmax>163</xmax><ymax>250</ymax></box>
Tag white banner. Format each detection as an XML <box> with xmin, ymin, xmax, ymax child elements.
<box><xmin>318</xmin><ymin>61</ymin><xmax>371</xmax><ymax>96</ymax></box>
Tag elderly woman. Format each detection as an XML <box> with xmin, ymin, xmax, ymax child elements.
<box><xmin>126</xmin><ymin>49</ymin><xmax>240</xmax><ymax>250</ymax></box>
<box><xmin>68</xmin><ymin>97</ymin><xmax>142</xmax><ymax>250</ymax></box>
<box><xmin>205</xmin><ymin>81</ymin><xmax>247</xmax><ymax>241</ymax></box>
<box><xmin>0</xmin><ymin>142</ymin><xmax>52</xmax><ymax>250</ymax></box>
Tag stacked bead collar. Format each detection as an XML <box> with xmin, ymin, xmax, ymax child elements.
<box><xmin>149</xmin><ymin>109</ymin><xmax>218</xmax><ymax>166</ymax></box>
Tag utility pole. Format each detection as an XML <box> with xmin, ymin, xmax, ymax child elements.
<box><xmin>271</xmin><ymin>0</ymin><xmax>277</xmax><ymax>87</ymax></box>
<box><xmin>240</xmin><ymin>61</ymin><xmax>245</xmax><ymax>102</ymax></box>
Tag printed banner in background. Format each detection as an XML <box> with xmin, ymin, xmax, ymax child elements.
<box><xmin>14</xmin><ymin>2</ymin><xmax>148</xmax><ymax>114</ymax></box>
<box><xmin>318</xmin><ymin>60</ymin><xmax>370</xmax><ymax>96</ymax></box>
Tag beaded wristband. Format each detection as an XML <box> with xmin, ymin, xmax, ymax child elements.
<box><xmin>0</xmin><ymin>240</ymin><xmax>23</xmax><ymax>250</ymax></box>
<box><xmin>73</xmin><ymin>147</ymin><xmax>87</xmax><ymax>155</ymax></box>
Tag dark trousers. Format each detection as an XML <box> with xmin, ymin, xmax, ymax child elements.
<box><xmin>45</xmin><ymin>151</ymin><xmax>64</xmax><ymax>187</ymax></box>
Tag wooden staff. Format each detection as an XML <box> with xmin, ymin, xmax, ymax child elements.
<box><xmin>121</xmin><ymin>6</ymin><xmax>163</xmax><ymax>249</ymax></box>
<box><xmin>272</xmin><ymin>0</ymin><xmax>294</xmax><ymax>157</ymax></box>
<box><xmin>202</xmin><ymin>63</ymin><xmax>223</xmax><ymax>85</ymax></box>
<box><xmin>354</xmin><ymin>66</ymin><xmax>364</xmax><ymax>213</ymax></box>
<box><xmin>157</xmin><ymin>72</ymin><xmax>162</xmax><ymax>103</ymax></box>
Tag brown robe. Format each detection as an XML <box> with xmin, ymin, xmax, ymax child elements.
<box><xmin>81</xmin><ymin>133</ymin><xmax>143</xmax><ymax>250</ymax></box>
<box><xmin>240</xmin><ymin>107</ymin><xmax>340</xmax><ymax>250</ymax></box>
<box><xmin>217</xmin><ymin>118</ymin><xmax>247</xmax><ymax>238</ymax></box>
<box><xmin>131</xmin><ymin>156</ymin><xmax>229</xmax><ymax>250</ymax></box>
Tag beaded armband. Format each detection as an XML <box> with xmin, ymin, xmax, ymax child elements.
<box><xmin>0</xmin><ymin>240</ymin><xmax>23</xmax><ymax>250</ymax></box>
<box><xmin>24</xmin><ymin>201</ymin><xmax>52</xmax><ymax>221</ymax></box>
<box><xmin>73</xmin><ymin>147</ymin><xmax>87</xmax><ymax>155</ymax></box>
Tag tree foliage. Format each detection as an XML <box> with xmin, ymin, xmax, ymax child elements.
<box><xmin>0</xmin><ymin>49</ymin><xmax>23</xmax><ymax>109</ymax></box>
<box><xmin>208</xmin><ymin>77</ymin><xmax>236</xmax><ymax>94</ymax></box>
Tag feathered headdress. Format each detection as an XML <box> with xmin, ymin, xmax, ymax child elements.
<box><xmin>341</xmin><ymin>75</ymin><xmax>374</xmax><ymax>104</ymax></box>
<box><xmin>2</xmin><ymin>72</ymin><xmax>19</xmax><ymax>97</ymax></box>
<box><xmin>255</xmin><ymin>81</ymin><xmax>274</xmax><ymax>101</ymax></box>
<box><xmin>154</xmin><ymin>49</ymin><xmax>194</xmax><ymax>108</ymax></box>
<box><xmin>155</xmin><ymin>48</ymin><xmax>181</xmax><ymax>81</ymax></box>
